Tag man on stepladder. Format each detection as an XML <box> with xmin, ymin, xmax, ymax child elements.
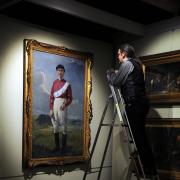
<box><xmin>49</xmin><ymin>64</ymin><xmax>72</xmax><ymax>154</ymax></box>
<box><xmin>107</xmin><ymin>44</ymin><xmax>160</xmax><ymax>180</ymax></box>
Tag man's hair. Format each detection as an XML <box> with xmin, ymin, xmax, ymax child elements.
<box><xmin>119</xmin><ymin>43</ymin><xmax>136</xmax><ymax>58</ymax></box>
<box><xmin>56</xmin><ymin>64</ymin><xmax>65</xmax><ymax>72</ymax></box>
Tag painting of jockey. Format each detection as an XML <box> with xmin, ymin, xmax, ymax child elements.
<box><xmin>23</xmin><ymin>40</ymin><xmax>92</xmax><ymax>167</ymax></box>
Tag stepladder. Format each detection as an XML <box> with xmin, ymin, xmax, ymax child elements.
<box><xmin>82</xmin><ymin>81</ymin><xmax>147</xmax><ymax>180</ymax></box>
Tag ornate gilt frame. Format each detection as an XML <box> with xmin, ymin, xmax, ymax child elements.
<box><xmin>23</xmin><ymin>39</ymin><xmax>93</xmax><ymax>168</ymax></box>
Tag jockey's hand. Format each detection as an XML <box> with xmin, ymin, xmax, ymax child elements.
<box><xmin>60</xmin><ymin>104</ymin><xmax>66</xmax><ymax>111</ymax></box>
<box><xmin>49</xmin><ymin>110</ymin><xmax>54</xmax><ymax>118</ymax></box>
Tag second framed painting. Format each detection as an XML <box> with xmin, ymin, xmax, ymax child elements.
<box><xmin>140</xmin><ymin>50</ymin><xmax>180</xmax><ymax>104</ymax></box>
<box><xmin>23</xmin><ymin>39</ymin><xmax>93</xmax><ymax>168</ymax></box>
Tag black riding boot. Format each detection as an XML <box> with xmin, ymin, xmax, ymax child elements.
<box><xmin>61</xmin><ymin>133</ymin><xmax>67</xmax><ymax>155</ymax></box>
<box><xmin>150</xmin><ymin>175</ymin><xmax>160</xmax><ymax>180</ymax></box>
<box><xmin>52</xmin><ymin>132</ymin><xmax>60</xmax><ymax>152</ymax></box>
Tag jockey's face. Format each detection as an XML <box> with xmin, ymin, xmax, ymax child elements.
<box><xmin>56</xmin><ymin>68</ymin><xmax>65</xmax><ymax>79</ymax></box>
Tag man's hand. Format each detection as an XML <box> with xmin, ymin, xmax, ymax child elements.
<box><xmin>49</xmin><ymin>110</ymin><xmax>54</xmax><ymax>118</ymax></box>
<box><xmin>106</xmin><ymin>68</ymin><xmax>115</xmax><ymax>75</ymax></box>
<box><xmin>106</xmin><ymin>69</ymin><xmax>115</xmax><ymax>84</ymax></box>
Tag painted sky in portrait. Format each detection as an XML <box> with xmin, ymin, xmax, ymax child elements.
<box><xmin>32</xmin><ymin>50</ymin><xmax>85</xmax><ymax>120</ymax></box>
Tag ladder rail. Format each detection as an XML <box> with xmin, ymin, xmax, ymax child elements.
<box><xmin>116</xmin><ymin>87</ymin><xmax>146</xmax><ymax>179</ymax></box>
<box><xmin>97</xmin><ymin>109</ymin><xmax>117</xmax><ymax>180</ymax></box>
<box><xmin>116</xmin><ymin>88</ymin><xmax>135</xmax><ymax>143</ymax></box>
<box><xmin>83</xmin><ymin>82</ymin><xmax>147</xmax><ymax>180</ymax></box>
<box><xmin>82</xmin><ymin>95</ymin><xmax>113</xmax><ymax>180</ymax></box>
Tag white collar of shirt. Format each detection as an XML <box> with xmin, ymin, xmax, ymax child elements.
<box><xmin>124</xmin><ymin>57</ymin><xmax>129</xmax><ymax>62</ymax></box>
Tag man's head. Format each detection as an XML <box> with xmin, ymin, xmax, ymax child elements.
<box><xmin>56</xmin><ymin>64</ymin><xmax>65</xmax><ymax>79</ymax></box>
<box><xmin>117</xmin><ymin>44</ymin><xmax>136</xmax><ymax>63</ymax></box>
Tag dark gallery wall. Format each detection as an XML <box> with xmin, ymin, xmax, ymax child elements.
<box><xmin>0</xmin><ymin>15</ymin><xmax>113</xmax><ymax>180</ymax></box>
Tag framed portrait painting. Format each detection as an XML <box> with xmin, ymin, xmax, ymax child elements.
<box><xmin>23</xmin><ymin>39</ymin><xmax>93</xmax><ymax>168</ymax></box>
<box><xmin>140</xmin><ymin>50</ymin><xmax>180</xmax><ymax>104</ymax></box>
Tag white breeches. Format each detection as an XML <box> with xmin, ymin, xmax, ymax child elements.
<box><xmin>51</xmin><ymin>98</ymin><xmax>67</xmax><ymax>134</ymax></box>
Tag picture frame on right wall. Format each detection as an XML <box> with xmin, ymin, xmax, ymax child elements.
<box><xmin>140</xmin><ymin>50</ymin><xmax>180</xmax><ymax>104</ymax></box>
<box><xmin>146</xmin><ymin>120</ymin><xmax>180</xmax><ymax>179</ymax></box>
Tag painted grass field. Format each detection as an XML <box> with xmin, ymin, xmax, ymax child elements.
<box><xmin>32</xmin><ymin>116</ymin><xmax>83</xmax><ymax>158</ymax></box>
